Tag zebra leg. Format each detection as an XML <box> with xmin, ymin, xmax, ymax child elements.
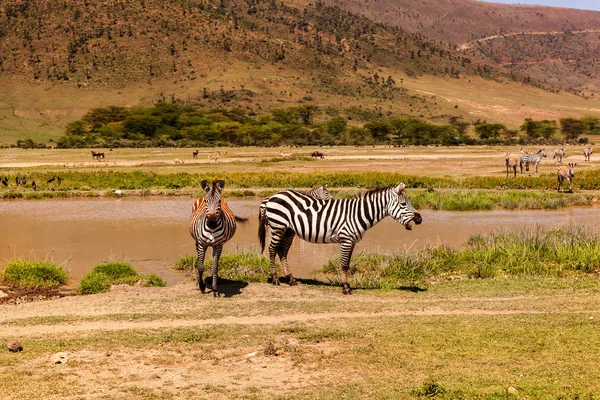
<box><xmin>277</xmin><ymin>229</ymin><xmax>297</xmax><ymax>286</ymax></box>
<box><xmin>269</xmin><ymin>229</ymin><xmax>285</xmax><ymax>285</ymax></box>
<box><xmin>211</xmin><ymin>244</ymin><xmax>223</xmax><ymax>298</ymax></box>
<box><xmin>339</xmin><ymin>241</ymin><xmax>356</xmax><ymax>295</ymax></box>
<box><xmin>195</xmin><ymin>243</ymin><xmax>207</xmax><ymax>293</ymax></box>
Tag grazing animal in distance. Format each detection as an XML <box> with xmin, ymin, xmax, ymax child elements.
<box><xmin>557</xmin><ymin>163</ymin><xmax>576</xmax><ymax>192</ymax></box>
<box><xmin>504</xmin><ymin>153</ymin><xmax>517</xmax><ymax>178</ymax></box>
<box><xmin>192</xmin><ymin>150</ymin><xmax>199</xmax><ymax>159</ymax></box>
<box><xmin>552</xmin><ymin>148</ymin><xmax>566</xmax><ymax>164</ymax></box>
<box><xmin>311</xmin><ymin>151</ymin><xmax>325</xmax><ymax>159</ymax></box>
<box><xmin>208</xmin><ymin>151</ymin><xmax>221</xmax><ymax>162</ymax></box>
<box><xmin>91</xmin><ymin>151</ymin><xmax>105</xmax><ymax>160</ymax></box>
<box><xmin>47</xmin><ymin>176</ymin><xmax>56</xmax><ymax>184</ymax></box>
<box><xmin>188</xmin><ymin>179</ymin><xmax>238</xmax><ymax>297</ymax></box>
<box><xmin>15</xmin><ymin>177</ymin><xmax>21</xmax><ymax>185</ymax></box>
<box><xmin>31</xmin><ymin>181</ymin><xmax>37</xmax><ymax>191</ymax></box>
<box><xmin>584</xmin><ymin>148</ymin><xmax>593</xmax><ymax>161</ymax></box>
<box><xmin>1</xmin><ymin>177</ymin><xmax>8</xmax><ymax>187</ymax></box>
<box><xmin>258</xmin><ymin>184</ymin><xmax>333</xmax><ymax>284</ymax></box>
<box><xmin>260</xmin><ymin>183</ymin><xmax>422</xmax><ymax>294</ymax></box>
<box><xmin>21</xmin><ymin>176</ymin><xmax>26</xmax><ymax>185</ymax></box>
<box><xmin>174</xmin><ymin>158</ymin><xmax>184</xmax><ymax>165</ymax></box>
<box><xmin>279</xmin><ymin>150</ymin><xmax>292</xmax><ymax>157</ymax></box>
<box><xmin>520</xmin><ymin>148</ymin><xmax>546</xmax><ymax>174</ymax></box>
<box><xmin>57</xmin><ymin>176</ymin><xmax>62</xmax><ymax>186</ymax></box>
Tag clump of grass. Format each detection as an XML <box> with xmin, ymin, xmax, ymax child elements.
<box><xmin>78</xmin><ymin>262</ymin><xmax>166</xmax><ymax>295</ymax></box>
<box><xmin>319</xmin><ymin>226</ymin><xmax>600</xmax><ymax>289</ymax></box>
<box><xmin>174</xmin><ymin>252</ymin><xmax>271</xmax><ymax>282</ymax></box>
<box><xmin>2</xmin><ymin>260</ymin><xmax>68</xmax><ymax>289</ymax></box>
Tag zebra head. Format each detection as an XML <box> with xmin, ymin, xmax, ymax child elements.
<box><xmin>539</xmin><ymin>148</ymin><xmax>547</xmax><ymax>158</ymax></box>
<box><xmin>201</xmin><ymin>179</ymin><xmax>225</xmax><ymax>229</ymax></box>
<box><xmin>387</xmin><ymin>183</ymin><xmax>422</xmax><ymax>230</ymax></box>
<box><xmin>567</xmin><ymin>162</ymin><xmax>577</xmax><ymax>178</ymax></box>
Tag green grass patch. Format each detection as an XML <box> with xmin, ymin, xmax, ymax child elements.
<box><xmin>319</xmin><ymin>225</ymin><xmax>600</xmax><ymax>289</ymax></box>
<box><xmin>175</xmin><ymin>252</ymin><xmax>271</xmax><ymax>282</ymax></box>
<box><xmin>1</xmin><ymin>260</ymin><xmax>68</xmax><ymax>289</ymax></box>
<box><xmin>78</xmin><ymin>262</ymin><xmax>166</xmax><ymax>294</ymax></box>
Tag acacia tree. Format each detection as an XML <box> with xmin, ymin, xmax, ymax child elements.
<box><xmin>560</xmin><ymin>118</ymin><xmax>585</xmax><ymax>142</ymax></box>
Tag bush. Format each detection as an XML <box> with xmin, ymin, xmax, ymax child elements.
<box><xmin>78</xmin><ymin>262</ymin><xmax>166</xmax><ymax>294</ymax></box>
<box><xmin>79</xmin><ymin>272</ymin><xmax>112</xmax><ymax>295</ymax></box>
<box><xmin>2</xmin><ymin>260</ymin><xmax>68</xmax><ymax>289</ymax></box>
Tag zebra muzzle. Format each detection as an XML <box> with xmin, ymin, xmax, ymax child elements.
<box><xmin>405</xmin><ymin>212</ymin><xmax>422</xmax><ymax>230</ymax></box>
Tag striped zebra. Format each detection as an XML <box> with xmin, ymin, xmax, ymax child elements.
<box><xmin>520</xmin><ymin>148</ymin><xmax>546</xmax><ymax>174</ymax></box>
<box><xmin>557</xmin><ymin>163</ymin><xmax>576</xmax><ymax>192</ymax></box>
<box><xmin>189</xmin><ymin>179</ymin><xmax>237</xmax><ymax>297</ymax></box>
<box><xmin>258</xmin><ymin>184</ymin><xmax>332</xmax><ymax>283</ymax></box>
<box><xmin>504</xmin><ymin>152</ymin><xmax>517</xmax><ymax>178</ymax></box>
<box><xmin>552</xmin><ymin>148</ymin><xmax>566</xmax><ymax>164</ymax></box>
<box><xmin>259</xmin><ymin>183</ymin><xmax>422</xmax><ymax>294</ymax></box>
<box><xmin>584</xmin><ymin>148</ymin><xmax>593</xmax><ymax>161</ymax></box>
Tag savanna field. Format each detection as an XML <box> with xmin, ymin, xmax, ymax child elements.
<box><xmin>1</xmin><ymin>145</ymin><xmax>600</xmax><ymax>399</ymax></box>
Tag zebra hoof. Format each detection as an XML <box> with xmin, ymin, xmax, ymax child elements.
<box><xmin>288</xmin><ymin>279</ymin><xmax>298</xmax><ymax>286</ymax></box>
<box><xmin>213</xmin><ymin>291</ymin><xmax>221</xmax><ymax>298</ymax></box>
<box><xmin>342</xmin><ymin>286</ymin><xmax>352</xmax><ymax>295</ymax></box>
<box><xmin>270</xmin><ymin>276</ymin><xmax>281</xmax><ymax>286</ymax></box>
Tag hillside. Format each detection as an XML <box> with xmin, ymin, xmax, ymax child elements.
<box><xmin>0</xmin><ymin>0</ymin><xmax>599</xmax><ymax>142</ymax></box>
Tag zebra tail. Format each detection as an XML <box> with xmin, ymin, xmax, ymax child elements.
<box><xmin>258</xmin><ymin>210</ymin><xmax>266</xmax><ymax>253</ymax></box>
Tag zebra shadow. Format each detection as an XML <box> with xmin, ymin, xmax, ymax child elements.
<box><xmin>200</xmin><ymin>278</ymin><xmax>248</xmax><ymax>297</ymax></box>
<box><xmin>294</xmin><ymin>278</ymin><xmax>428</xmax><ymax>293</ymax></box>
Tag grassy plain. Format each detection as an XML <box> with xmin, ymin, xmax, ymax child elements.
<box><xmin>2</xmin><ymin>145</ymin><xmax>600</xmax><ymax>399</ymax></box>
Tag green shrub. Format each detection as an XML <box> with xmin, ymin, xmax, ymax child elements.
<box><xmin>78</xmin><ymin>272</ymin><xmax>112</xmax><ymax>295</ymax></box>
<box><xmin>2</xmin><ymin>260</ymin><xmax>68</xmax><ymax>289</ymax></box>
<box><xmin>91</xmin><ymin>262</ymin><xmax>138</xmax><ymax>281</ymax></box>
<box><xmin>79</xmin><ymin>262</ymin><xmax>166</xmax><ymax>294</ymax></box>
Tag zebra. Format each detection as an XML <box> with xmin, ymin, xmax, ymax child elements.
<box><xmin>520</xmin><ymin>148</ymin><xmax>546</xmax><ymax>174</ymax></box>
<box><xmin>584</xmin><ymin>148</ymin><xmax>593</xmax><ymax>161</ymax></box>
<box><xmin>258</xmin><ymin>184</ymin><xmax>333</xmax><ymax>283</ymax></box>
<box><xmin>259</xmin><ymin>183</ymin><xmax>422</xmax><ymax>294</ymax></box>
<box><xmin>557</xmin><ymin>163</ymin><xmax>576</xmax><ymax>192</ymax></box>
<box><xmin>188</xmin><ymin>179</ymin><xmax>238</xmax><ymax>297</ymax></box>
<box><xmin>504</xmin><ymin>153</ymin><xmax>517</xmax><ymax>178</ymax></box>
<box><xmin>552</xmin><ymin>148</ymin><xmax>566</xmax><ymax>164</ymax></box>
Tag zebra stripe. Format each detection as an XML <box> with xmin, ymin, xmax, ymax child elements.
<box><xmin>259</xmin><ymin>183</ymin><xmax>422</xmax><ymax>294</ymax></box>
<box><xmin>189</xmin><ymin>179</ymin><xmax>237</xmax><ymax>297</ymax></box>
<box><xmin>584</xmin><ymin>148</ymin><xmax>593</xmax><ymax>161</ymax></box>
<box><xmin>505</xmin><ymin>152</ymin><xmax>517</xmax><ymax>178</ymax></box>
<box><xmin>520</xmin><ymin>148</ymin><xmax>546</xmax><ymax>173</ymax></box>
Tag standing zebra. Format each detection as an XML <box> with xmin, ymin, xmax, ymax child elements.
<box><xmin>259</xmin><ymin>183</ymin><xmax>422</xmax><ymax>294</ymax></box>
<box><xmin>552</xmin><ymin>148</ymin><xmax>566</xmax><ymax>164</ymax></box>
<box><xmin>505</xmin><ymin>153</ymin><xmax>517</xmax><ymax>178</ymax></box>
<box><xmin>189</xmin><ymin>179</ymin><xmax>237</xmax><ymax>297</ymax></box>
<box><xmin>258</xmin><ymin>184</ymin><xmax>332</xmax><ymax>284</ymax></box>
<box><xmin>520</xmin><ymin>149</ymin><xmax>546</xmax><ymax>174</ymax></box>
<box><xmin>557</xmin><ymin>163</ymin><xmax>576</xmax><ymax>192</ymax></box>
<box><xmin>584</xmin><ymin>148</ymin><xmax>593</xmax><ymax>161</ymax></box>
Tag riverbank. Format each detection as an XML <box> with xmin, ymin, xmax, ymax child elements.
<box><xmin>1</xmin><ymin>278</ymin><xmax>600</xmax><ymax>399</ymax></box>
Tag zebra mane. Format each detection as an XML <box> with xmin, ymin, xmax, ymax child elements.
<box><xmin>354</xmin><ymin>184</ymin><xmax>397</xmax><ymax>199</ymax></box>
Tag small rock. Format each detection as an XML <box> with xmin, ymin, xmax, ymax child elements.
<box><xmin>51</xmin><ymin>352</ymin><xmax>69</xmax><ymax>365</ymax></box>
<box><xmin>507</xmin><ymin>386</ymin><xmax>518</xmax><ymax>395</ymax></box>
<box><xmin>7</xmin><ymin>340</ymin><xmax>23</xmax><ymax>352</ymax></box>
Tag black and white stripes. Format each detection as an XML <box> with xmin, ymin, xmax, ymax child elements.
<box><xmin>259</xmin><ymin>183</ymin><xmax>422</xmax><ymax>294</ymax></box>
<box><xmin>520</xmin><ymin>148</ymin><xmax>546</xmax><ymax>173</ymax></box>
<box><xmin>189</xmin><ymin>179</ymin><xmax>237</xmax><ymax>297</ymax></box>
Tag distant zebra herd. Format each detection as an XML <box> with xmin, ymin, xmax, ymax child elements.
<box><xmin>504</xmin><ymin>147</ymin><xmax>594</xmax><ymax>192</ymax></box>
<box><xmin>189</xmin><ymin>180</ymin><xmax>422</xmax><ymax>296</ymax></box>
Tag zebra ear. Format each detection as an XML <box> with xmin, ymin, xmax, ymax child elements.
<box><xmin>201</xmin><ymin>180</ymin><xmax>210</xmax><ymax>191</ymax></box>
<box><xmin>217</xmin><ymin>179</ymin><xmax>225</xmax><ymax>190</ymax></box>
<box><xmin>396</xmin><ymin>183</ymin><xmax>406</xmax><ymax>194</ymax></box>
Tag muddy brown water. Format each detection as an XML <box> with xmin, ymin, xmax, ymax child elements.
<box><xmin>1</xmin><ymin>198</ymin><xmax>598</xmax><ymax>287</ymax></box>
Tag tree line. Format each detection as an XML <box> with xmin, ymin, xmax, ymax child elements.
<box><xmin>50</xmin><ymin>103</ymin><xmax>597</xmax><ymax>149</ymax></box>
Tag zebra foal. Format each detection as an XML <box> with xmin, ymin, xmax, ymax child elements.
<box><xmin>259</xmin><ymin>183</ymin><xmax>422</xmax><ymax>294</ymax></box>
<box><xmin>584</xmin><ymin>148</ymin><xmax>593</xmax><ymax>161</ymax></box>
<box><xmin>557</xmin><ymin>163</ymin><xmax>576</xmax><ymax>192</ymax></box>
<box><xmin>189</xmin><ymin>179</ymin><xmax>238</xmax><ymax>297</ymax></box>
<box><xmin>552</xmin><ymin>148</ymin><xmax>566</xmax><ymax>164</ymax></box>
<box><xmin>520</xmin><ymin>148</ymin><xmax>546</xmax><ymax>174</ymax></box>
